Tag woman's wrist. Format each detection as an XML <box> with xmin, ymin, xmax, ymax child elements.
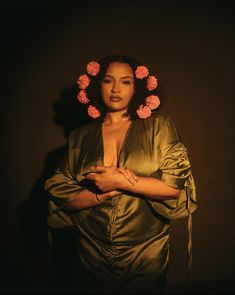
<box><xmin>95</xmin><ymin>192</ymin><xmax>110</xmax><ymax>203</ymax></box>
<box><xmin>95</xmin><ymin>193</ymin><xmax>104</xmax><ymax>204</ymax></box>
<box><xmin>95</xmin><ymin>191</ymin><xmax>121</xmax><ymax>204</ymax></box>
<box><xmin>115</xmin><ymin>169</ymin><xmax>138</xmax><ymax>190</ymax></box>
<box><xmin>119</xmin><ymin>175</ymin><xmax>139</xmax><ymax>191</ymax></box>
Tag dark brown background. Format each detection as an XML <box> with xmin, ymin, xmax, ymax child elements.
<box><xmin>1</xmin><ymin>0</ymin><xmax>235</xmax><ymax>293</ymax></box>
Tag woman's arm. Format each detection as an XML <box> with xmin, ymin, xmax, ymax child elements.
<box><xmin>64</xmin><ymin>189</ymin><xmax>120</xmax><ymax>211</ymax></box>
<box><xmin>120</xmin><ymin>175</ymin><xmax>181</xmax><ymax>199</ymax></box>
<box><xmin>63</xmin><ymin>167</ymin><xmax>139</xmax><ymax>210</ymax></box>
<box><xmin>85</xmin><ymin>166</ymin><xmax>181</xmax><ymax>200</ymax></box>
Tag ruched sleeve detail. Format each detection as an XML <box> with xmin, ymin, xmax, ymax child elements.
<box><xmin>159</xmin><ymin>142</ymin><xmax>191</xmax><ymax>189</ymax></box>
<box><xmin>148</xmin><ymin>174</ymin><xmax>197</xmax><ymax>220</ymax></box>
<box><xmin>147</xmin><ymin>114</ymin><xmax>197</xmax><ymax>220</ymax></box>
<box><xmin>158</xmin><ymin>116</ymin><xmax>191</xmax><ymax>189</ymax></box>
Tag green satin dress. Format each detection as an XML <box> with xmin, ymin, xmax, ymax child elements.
<box><xmin>45</xmin><ymin>112</ymin><xmax>195</xmax><ymax>294</ymax></box>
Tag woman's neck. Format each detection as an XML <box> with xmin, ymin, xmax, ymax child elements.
<box><xmin>104</xmin><ymin>111</ymin><xmax>130</xmax><ymax>125</ymax></box>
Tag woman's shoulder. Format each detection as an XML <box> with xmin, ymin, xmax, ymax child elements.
<box><xmin>147</xmin><ymin>111</ymin><xmax>173</xmax><ymax>125</ymax></box>
<box><xmin>138</xmin><ymin>111</ymin><xmax>177</xmax><ymax>134</ymax></box>
<box><xmin>68</xmin><ymin>121</ymin><xmax>99</xmax><ymax>144</ymax></box>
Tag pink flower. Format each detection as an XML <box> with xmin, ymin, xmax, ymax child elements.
<box><xmin>77</xmin><ymin>90</ymin><xmax>90</xmax><ymax>104</ymax></box>
<box><xmin>135</xmin><ymin>66</ymin><xmax>149</xmax><ymax>79</ymax></box>
<box><xmin>146</xmin><ymin>75</ymin><xmax>158</xmax><ymax>91</ymax></box>
<box><xmin>77</xmin><ymin>74</ymin><xmax>90</xmax><ymax>89</ymax></box>
<box><xmin>86</xmin><ymin>61</ymin><xmax>100</xmax><ymax>76</ymax></box>
<box><xmin>136</xmin><ymin>104</ymin><xmax>151</xmax><ymax>119</ymax></box>
<box><xmin>146</xmin><ymin>95</ymin><xmax>160</xmax><ymax>110</ymax></box>
<box><xmin>87</xmin><ymin>105</ymin><xmax>101</xmax><ymax>118</ymax></box>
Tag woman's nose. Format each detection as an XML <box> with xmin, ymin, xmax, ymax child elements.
<box><xmin>111</xmin><ymin>82</ymin><xmax>120</xmax><ymax>92</ymax></box>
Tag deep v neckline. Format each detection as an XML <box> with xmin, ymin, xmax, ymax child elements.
<box><xmin>100</xmin><ymin>120</ymin><xmax>134</xmax><ymax>168</ymax></box>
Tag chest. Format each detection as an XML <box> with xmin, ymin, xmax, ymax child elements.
<box><xmin>75</xmin><ymin>120</ymin><xmax>160</xmax><ymax>177</ymax></box>
<box><xmin>102</xmin><ymin>123</ymin><xmax>131</xmax><ymax>167</ymax></box>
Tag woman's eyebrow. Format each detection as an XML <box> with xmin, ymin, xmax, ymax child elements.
<box><xmin>104</xmin><ymin>74</ymin><xmax>133</xmax><ymax>79</ymax></box>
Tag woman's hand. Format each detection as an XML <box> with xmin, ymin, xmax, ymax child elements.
<box><xmin>114</xmin><ymin>167</ymin><xmax>138</xmax><ymax>185</ymax></box>
<box><xmin>96</xmin><ymin>190</ymin><xmax>121</xmax><ymax>203</ymax></box>
<box><xmin>85</xmin><ymin>166</ymin><xmax>138</xmax><ymax>192</ymax></box>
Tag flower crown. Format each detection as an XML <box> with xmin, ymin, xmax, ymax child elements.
<box><xmin>76</xmin><ymin>61</ymin><xmax>160</xmax><ymax>119</ymax></box>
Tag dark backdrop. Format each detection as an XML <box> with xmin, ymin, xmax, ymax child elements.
<box><xmin>1</xmin><ymin>1</ymin><xmax>235</xmax><ymax>294</ymax></box>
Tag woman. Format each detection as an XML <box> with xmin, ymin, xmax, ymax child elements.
<box><xmin>45</xmin><ymin>55</ymin><xmax>196</xmax><ymax>294</ymax></box>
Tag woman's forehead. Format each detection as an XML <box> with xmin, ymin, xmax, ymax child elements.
<box><xmin>105</xmin><ymin>62</ymin><xmax>134</xmax><ymax>77</ymax></box>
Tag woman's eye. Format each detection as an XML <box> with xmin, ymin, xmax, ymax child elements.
<box><xmin>123</xmin><ymin>80</ymin><xmax>131</xmax><ymax>85</ymax></box>
<box><xmin>102</xmin><ymin>79</ymin><xmax>111</xmax><ymax>83</ymax></box>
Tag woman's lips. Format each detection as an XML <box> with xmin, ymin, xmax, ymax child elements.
<box><xmin>109</xmin><ymin>95</ymin><xmax>122</xmax><ymax>102</ymax></box>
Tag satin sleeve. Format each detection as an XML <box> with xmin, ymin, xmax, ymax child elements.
<box><xmin>147</xmin><ymin>114</ymin><xmax>197</xmax><ymax>219</ymax></box>
<box><xmin>44</xmin><ymin>153</ymin><xmax>84</xmax><ymax>208</ymax></box>
<box><xmin>158</xmin><ymin>116</ymin><xmax>191</xmax><ymax>189</ymax></box>
<box><xmin>44</xmin><ymin>146</ymin><xmax>85</xmax><ymax>228</ymax></box>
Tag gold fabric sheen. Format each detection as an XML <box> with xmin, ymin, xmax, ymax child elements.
<box><xmin>45</xmin><ymin>112</ymin><xmax>197</xmax><ymax>294</ymax></box>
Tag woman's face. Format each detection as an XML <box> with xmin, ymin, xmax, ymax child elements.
<box><xmin>101</xmin><ymin>62</ymin><xmax>135</xmax><ymax>113</ymax></box>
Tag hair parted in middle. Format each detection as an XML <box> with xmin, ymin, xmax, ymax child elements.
<box><xmin>76</xmin><ymin>54</ymin><xmax>161</xmax><ymax>121</ymax></box>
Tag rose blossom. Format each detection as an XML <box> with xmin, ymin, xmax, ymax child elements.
<box><xmin>86</xmin><ymin>61</ymin><xmax>100</xmax><ymax>76</ymax></box>
<box><xmin>77</xmin><ymin>74</ymin><xmax>90</xmax><ymax>89</ymax></box>
<box><xmin>146</xmin><ymin>75</ymin><xmax>158</xmax><ymax>91</ymax></box>
<box><xmin>87</xmin><ymin>105</ymin><xmax>101</xmax><ymax>118</ymax></box>
<box><xmin>146</xmin><ymin>95</ymin><xmax>160</xmax><ymax>110</ymax></box>
<box><xmin>136</xmin><ymin>104</ymin><xmax>151</xmax><ymax>119</ymax></box>
<box><xmin>135</xmin><ymin>66</ymin><xmax>149</xmax><ymax>79</ymax></box>
<box><xmin>77</xmin><ymin>90</ymin><xmax>90</xmax><ymax>104</ymax></box>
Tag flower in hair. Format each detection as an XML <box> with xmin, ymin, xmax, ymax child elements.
<box><xmin>136</xmin><ymin>105</ymin><xmax>151</xmax><ymax>119</ymax></box>
<box><xmin>146</xmin><ymin>75</ymin><xmax>158</xmax><ymax>91</ymax></box>
<box><xmin>146</xmin><ymin>95</ymin><xmax>160</xmax><ymax>110</ymax></box>
<box><xmin>86</xmin><ymin>61</ymin><xmax>100</xmax><ymax>76</ymax></box>
<box><xmin>135</xmin><ymin>66</ymin><xmax>149</xmax><ymax>79</ymax></box>
<box><xmin>77</xmin><ymin>74</ymin><xmax>90</xmax><ymax>89</ymax></box>
<box><xmin>87</xmin><ymin>105</ymin><xmax>101</xmax><ymax>118</ymax></box>
<box><xmin>77</xmin><ymin>90</ymin><xmax>90</xmax><ymax>104</ymax></box>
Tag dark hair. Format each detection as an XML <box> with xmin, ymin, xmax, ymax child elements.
<box><xmin>81</xmin><ymin>54</ymin><xmax>162</xmax><ymax>121</ymax></box>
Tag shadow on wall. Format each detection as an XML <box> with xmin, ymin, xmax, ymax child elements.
<box><xmin>15</xmin><ymin>84</ymin><xmax>91</xmax><ymax>293</ymax></box>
